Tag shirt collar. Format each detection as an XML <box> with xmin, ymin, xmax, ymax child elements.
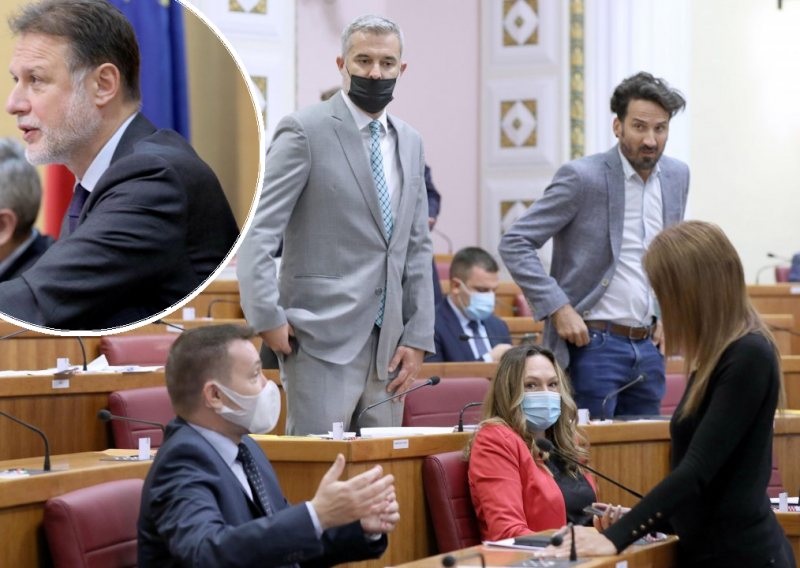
<box><xmin>188</xmin><ymin>422</ymin><xmax>241</xmax><ymax>468</ymax></box>
<box><xmin>447</xmin><ymin>295</ymin><xmax>472</xmax><ymax>328</ymax></box>
<box><xmin>617</xmin><ymin>145</ymin><xmax>661</xmax><ymax>182</ymax></box>
<box><xmin>341</xmin><ymin>91</ymin><xmax>390</xmax><ymax>135</ymax></box>
<box><xmin>78</xmin><ymin>112</ymin><xmax>138</xmax><ymax>193</ymax></box>
<box><xmin>0</xmin><ymin>229</ymin><xmax>38</xmax><ymax>276</ymax></box>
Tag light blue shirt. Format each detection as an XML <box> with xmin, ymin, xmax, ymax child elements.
<box><xmin>77</xmin><ymin>112</ymin><xmax>138</xmax><ymax>192</ymax></box>
<box><xmin>188</xmin><ymin>422</ymin><xmax>323</xmax><ymax>538</ymax></box>
<box><xmin>447</xmin><ymin>295</ymin><xmax>493</xmax><ymax>362</ymax></box>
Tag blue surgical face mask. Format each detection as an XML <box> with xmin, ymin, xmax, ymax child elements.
<box><xmin>456</xmin><ymin>279</ymin><xmax>495</xmax><ymax>322</ymax></box>
<box><xmin>522</xmin><ymin>391</ymin><xmax>561</xmax><ymax>432</ymax></box>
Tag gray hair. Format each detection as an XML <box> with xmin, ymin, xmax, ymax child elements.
<box><xmin>0</xmin><ymin>138</ymin><xmax>42</xmax><ymax>237</ymax></box>
<box><xmin>341</xmin><ymin>14</ymin><xmax>404</xmax><ymax>60</ymax></box>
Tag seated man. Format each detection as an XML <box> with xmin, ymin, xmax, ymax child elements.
<box><xmin>0</xmin><ymin>137</ymin><xmax>53</xmax><ymax>282</ymax></box>
<box><xmin>138</xmin><ymin>325</ymin><xmax>399</xmax><ymax>567</ymax></box>
<box><xmin>427</xmin><ymin>247</ymin><xmax>512</xmax><ymax>362</ymax></box>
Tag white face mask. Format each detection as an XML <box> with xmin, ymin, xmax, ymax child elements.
<box><xmin>212</xmin><ymin>380</ymin><xmax>280</xmax><ymax>435</ymax></box>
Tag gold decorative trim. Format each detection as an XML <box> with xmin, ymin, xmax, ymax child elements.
<box><xmin>500</xmin><ymin>100</ymin><xmax>537</xmax><ymax>148</ymax></box>
<box><xmin>503</xmin><ymin>0</ymin><xmax>538</xmax><ymax>47</ymax></box>
<box><xmin>251</xmin><ymin>75</ymin><xmax>267</xmax><ymax>129</ymax></box>
<box><xmin>229</xmin><ymin>0</ymin><xmax>267</xmax><ymax>15</ymax></box>
<box><xmin>500</xmin><ymin>200</ymin><xmax>534</xmax><ymax>236</ymax></box>
<box><xmin>570</xmin><ymin>0</ymin><xmax>585</xmax><ymax>159</ymax></box>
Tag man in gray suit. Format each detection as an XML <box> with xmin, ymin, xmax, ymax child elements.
<box><xmin>500</xmin><ymin>72</ymin><xmax>689</xmax><ymax>418</ymax></box>
<box><xmin>237</xmin><ymin>15</ymin><xmax>434</xmax><ymax>435</ymax></box>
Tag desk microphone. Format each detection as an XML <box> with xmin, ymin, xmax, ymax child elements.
<box><xmin>458</xmin><ymin>401</ymin><xmax>483</xmax><ymax>432</ymax></box>
<box><xmin>535</xmin><ymin>438</ymin><xmax>643</xmax><ymax>499</ymax></box>
<box><xmin>441</xmin><ymin>551</ymin><xmax>485</xmax><ymax>567</ymax></box>
<box><xmin>206</xmin><ymin>299</ymin><xmax>240</xmax><ymax>318</ymax></box>
<box><xmin>355</xmin><ymin>376</ymin><xmax>441</xmax><ymax>436</ymax></box>
<box><xmin>458</xmin><ymin>333</ymin><xmax>539</xmax><ymax>343</ymax></box>
<box><xmin>601</xmin><ymin>373</ymin><xmax>646</xmax><ymax>420</ymax></box>
<box><xmin>0</xmin><ymin>329</ymin><xmax>28</xmax><ymax>341</ymax></box>
<box><xmin>75</xmin><ymin>337</ymin><xmax>87</xmax><ymax>371</ymax></box>
<box><xmin>768</xmin><ymin>252</ymin><xmax>792</xmax><ymax>263</ymax></box>
<box><xmin>0</xmin><ymin>410</ymin><xmax>50</xmax><ymax>471</ymax></box>
<box><xmin>97</xmin><ymin>409</ymin><xmax>166</xmax><ymax>434</ymax></box>
<box><xmin>155</xmin><ymin>319</ymin><xmax>186</xmax><ymax>333</ymax></box>
<box><xmin>767</xmin><ymin>324</ymin><xmax>800</xmax><ymax>338</ymax></box>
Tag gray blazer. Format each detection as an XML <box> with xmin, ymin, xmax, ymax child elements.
<box><xmin>237</xmin><ymin>92</ymin><xmax>434</xmax><ymax>378</ymax></box>
<box><xmin>499</xmin><ymin>146</ymin><xmax>690</xmax><ymax>367</ymax></box>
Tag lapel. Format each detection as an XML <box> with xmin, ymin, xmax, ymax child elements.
<box><xmin>388</xmin><ymin>114</ymin><xmax>410</xmax><ymax>245</ymax></box>
<box><xmin>604</xmin><ymin>147</ymin><xmax>625</xmax><ymax>261</ymax></box>
<box><xmin>442</xmin><ymin>300</ymin><xmax>477</xmax><ymax>361</ymax></box>
<box><xmin>658</xmin><ymin>161</ymin><xmax>679</xmax><ymax>226</ymax></box>
<box><xmin>330</xmin><ymin>94</ymin><xmax>389</xmax><ymax>243</ymax></box>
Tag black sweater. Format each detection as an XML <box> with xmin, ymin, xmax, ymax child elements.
<box><xmin>603</xmin><ymin>333</ymin><xmax>792</xmax><ymax>567</ymax></box>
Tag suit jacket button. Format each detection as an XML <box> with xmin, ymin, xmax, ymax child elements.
<box><xmin>601</xmin><ymin>279</ymin><xmax>609</xmax><ymax>286</ymax></box>
<box><xmin>639</xmin><ymin>524</ymin><xmax>646</xmax><ymax>531</ymax></box>
<box><xmin>375</xmin><ymin>287</ymin><xmax>383</xmax><ymax>296</ymax></box>
<box><xmin>632</xmin><ymin>530</ymin><xmax>638</xmax><ymax>537</ymax></box>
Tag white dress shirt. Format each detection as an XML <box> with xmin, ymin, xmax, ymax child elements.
<box><xmin>590</xmin><ymin>146</ymin><xmax>663</xmax><ymax>326</ymax></box>
<box><xmin>448</xmin><ymin>296</ymin><xmax>494</xmax><ymax>362</ymax></box>
<box><xmin>77</xmin><ymin>112</ymin><xmax>138</xmax><ymax>192</ymax></box>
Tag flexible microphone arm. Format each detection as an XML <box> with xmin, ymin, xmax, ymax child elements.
<box><xmin>0</xmin><ymin>410</ymin><xmax>50</xmax><ymax>471</ymax></box>
<box><xmin>206</xmin><ymin>299</ymin><xmax>241</xmax><ymax>318</ymax></box>
<box><xmin>97</xmin><ymin>409</ymin><xmax>166</xmax><ymax>434</ymax></box>
<box><xmin>755</xmin><ymin>262</ymin><xmax>784</xmax><ymax>284</ymax></box>
<box><xmin>355</xmin><ymin>376</ymin><xmax>441</xmax><ymax>437</ymax></box>
<box><xmin>535</xmin><ymin>438</ymin><xmax>643</xmax><ymax>499</ymax></box>
<box><xmin>458</xmin><ymin>402</ymin><xmax>483</xmax><ymax>432</ymax></box>
<box><xmin>76</xmin><ymin>337</ymin><xmax>87</xmax><ymax>371</ymax></box>
<box><xmin>601</xmin><ymin>374</ymin><xmax>646</xmax><ymax>420</ymax></box>
<box><xmin>155</xmin><ymin>319</ymin><xmax>186</xmax><ymax>333</ymax></box>
<box><xmin>0</xmin><ymin>329</ymin><xmax>28</xmax><ymax>341</ymax></box>
<box><xmin>768</xmin><ymin>324</ymin><xmax>800</xmax><ymax>338</ymax></box>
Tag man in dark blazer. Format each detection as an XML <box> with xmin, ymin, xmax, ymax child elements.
<box><xmin>0</xmin><ymin>0</ymin><xmax>237</xmax><ymax>330</ymax></box>
<box><xmin>0</xmin><ymin>137</ymin><xmax>53</xmax><ymax>283</ymax></box>
<box><xmin>427</xmin><ymin>247</ymin><xmax>512</xmax><ymax>363</ymax></box>
<box><xmin>138</xmin><ymin>325</ymin><xmax>398</xmax><ymax>568</ymax></box>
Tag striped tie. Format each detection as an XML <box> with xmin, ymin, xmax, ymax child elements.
<box><xmin>370</xmin><ymin>120</ymin><xmax>393</xmax><ymax>327</ymax></box>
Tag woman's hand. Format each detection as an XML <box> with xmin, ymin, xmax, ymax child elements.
<box><xmin>591</xmin><ymin>502</ymin><xmax>630</xmax><ymax>531</ymax></box>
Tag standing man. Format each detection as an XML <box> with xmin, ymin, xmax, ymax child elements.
<box><xmin>237</xmin><ymin>15</ymin><xmax>434</xmax><ymax>435</ymax></box>
<box><xmin>0</xmin><ymin>137</ymin><xmax>53</xmax><ymax>282</ymax></box>
<box><xmin>426</xmin><ymin>247</ymin><xmax>512</xmax><ymax>363</ymax></box>
<box><xmin>0</xmin><ymin>0</ymin><xmax>238</xmax><ymax>330</ymax></box>
<box><xmin>500</xmin><ymin>72</ymin><xmax>689</xmax><ymax>418</ymax></box>
<box><xmin>138</xmin><ymin>325</ymin><xmax>398</xmax><ymax>567</ymax></box>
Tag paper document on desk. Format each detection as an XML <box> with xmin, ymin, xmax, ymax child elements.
<box><xmin>483</xmin><ymin>537</ymin><xmax>545</xmax><ymax>551</ymax></box>
<box><xmin>360</xmin><ymin>426</ymin><xmax>454</xmax><ymax>438</ymax></box>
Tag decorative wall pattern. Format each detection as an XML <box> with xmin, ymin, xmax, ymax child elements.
<box><xmin>503</xmin><ymin>0</ymin><xmax>538</xmax><ymax>46</ymax></box>
<box><xmin>250</xmin><ymin>75</ymin><xmax>268</xmax><ymax>128</ymax></box>
<box><xmin>500</xmin><ymin>100</ymin><xmax>537</xmax><ymax>148</ymax></box>
<box><xmin>570</xmin><ymin>0</ymin><xmax>585</xmax><ymax>159</ymax></box>
<box><xmin>229</xmin><ymin>0</ymin><xmax>266</xmax><ymax>14</ymax></box>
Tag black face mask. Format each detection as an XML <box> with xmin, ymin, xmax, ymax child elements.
<box><xmin>347</xmin><ymin>71</ymin><xmax>397</xmax><ymax>114</ymax></box>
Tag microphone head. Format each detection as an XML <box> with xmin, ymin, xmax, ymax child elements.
<box><xmin>550</xmin><ymin>533</ymin><xmax>563</xmax><ymax>546</ymax></box>
<box><xmin>535</xmin><ymin>438</ymin><xmax>554</xmax><ymax>452</ymax></box>
<box><xmin>429</xmin><ymin>375</ymin><xmax>441</xmax><ymax>386</ymax></box>
<box><xmin>97</xmin><ymin>409</ymin><xmax>112</xmax><ymax>422</ymax></box>
<box><xmin>458</xmin><ymin>333</ymin><xmax>470</xmax><ymax>341</ymax></box>
<box><xmin>441</xmin><ymin>555</ymin><xmax>457</xmax><ymax>567</ymax></box>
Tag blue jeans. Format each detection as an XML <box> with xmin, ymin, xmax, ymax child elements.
<box><xmin>566</xmin><ymin>325</ymin><xmax>666</xmax><ymax>418</ymax></box>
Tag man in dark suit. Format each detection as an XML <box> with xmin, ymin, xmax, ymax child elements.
<box><xmin>0</xmin><ymin>0</ymin><xmax>238</xmax><ymax>330</ymax></box>
<box><xmin>0</xmin><ymin>137</ymin><xmax>53</xmax><ymax>283</ymax></box>
<box><xmin>138</xmin><ymin>325</ymin><xmax>399</xmax><ymax>568</ymax></box>
<box><xmin>427</xmin><ymin>247</ymin><xmax>512</xmax><ymax>363</ymax></box>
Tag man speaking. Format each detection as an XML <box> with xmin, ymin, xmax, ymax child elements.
<box><xmin>0</xmin><ymin>0</ymin><xmax>238</xmax><ymax>330</ymax></box>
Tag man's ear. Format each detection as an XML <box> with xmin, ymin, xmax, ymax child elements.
<box><xmin>0</xmin><ymin>209</ymin><xmax>19</xmax><ymax>246</ymax></box>
<box><xmin>202</xmin><ymin>381</ymin><xmax>224</xmax><ymax>410</ymax></box>
<box><xmin>612</xmin><ymin>117</ymin><xmax>621</xmax><ymax>139</ymax></box>
<box><xmin>89</xmin><ymin>63</ymin><xmax>123</xmax><ymax>108</ymax></box>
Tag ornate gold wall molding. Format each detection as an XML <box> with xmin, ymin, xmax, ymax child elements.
<box><xmin>229</xmin><ymin>0</ymin><xmax>266</xmax><ymax>15</ymax></box>
<box><xmin>570</xmin><ymin>0</ymin><xmax>584</xmax><ymax>159</ymax></box>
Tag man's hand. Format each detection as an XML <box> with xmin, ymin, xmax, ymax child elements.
<box><xmin>551</xmin><ymin>304</ymin><xmax>589</xmax><ymax>346</ymax></box>
<box><xmin>311</xmin><ymin>454</ymin><xmax>396</xmax><ymax>530</ymax></box>
<box><xmin>489</xmin><ymin>343</ymin><xmax>513</xmax><ymax>362</ymax></box>
<box><xmin>259</xmin><ymin>323</ymin><xmax>295</xmax><ymax>355</ymax></box>
<box><xmin>652</xmin><ymin>319</ymin><xmax>665</xmax><ymax>355</ymax></box>
<box><xmin>360</xmin><ymin>491</ymin><xmax>400</xmax><ymax>535</ymax></box>
<box><xmin>386</xmin><ymin>346</ymin><xmax>425</xmax><ymax>402</ymax></box>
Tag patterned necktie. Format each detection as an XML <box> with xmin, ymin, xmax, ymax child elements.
<box><xmin>468</xmin><ymin>320</ymin><xmax>489</xmax><ymax>360</ymax></box>
<box><xmin>370</xmin><ymin>119</ymin><xmax>393</xmax><ymax>327</ymax></box>
<box><xmin>65</xmin><ymin>183</ymin><xmax>90</xmax><ymax>237</ymax></box>
<box><xmin>237</xmin><ymin>443</ymin><xmax>274</xmax><ymax>516</ymax></box>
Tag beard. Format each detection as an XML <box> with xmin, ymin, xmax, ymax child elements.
<box><xmin>619</xmin><ymin>135</ymin><xmax>664</xmax><ymax>173</ymax></box>
<box><xmin>25</xmin><ymin>86</ymin><xmax>103</xmax><ymax>166</ymax></box>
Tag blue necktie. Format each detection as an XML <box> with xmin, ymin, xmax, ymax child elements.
<box><xmin>370</xmin><ymin>120</ymin><xmax>393</xmax><ymax>327</ymax></box>
<box><xmin>237</xmin><ymin>443</ymin><xmax>274</xmax><ymax>516</ymax></box>
<box><xmin>468</xmin><ymin>320</ymin><xmax>489</xmax><ymax>360</ymax></box>
<box><xmin>64</xmin><ymin>183</ymin><xmax>90</xmax><ymax>237</ymax></box>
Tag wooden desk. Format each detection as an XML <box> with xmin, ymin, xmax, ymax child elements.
<box><xmin>777</xmin><ymin>512</ymin><xmax>800</xmax><ymax>563</ymax></box>
<box><xmin>502</xmin><ymin>317</ymin><xmax>544</xmax><ymax>343</ymax></box>
<box><xmin>784</xmin><ymin>356</ymin><xmax>800</xmax><ymax>409</ymax></box>
<box><xmin>0</xmin><ymin>449</ymin><xmax>150</xmax><ymax>568</ymax></box>
<box><xmin>750</xmin><ymin>285</ymin><xmax>800</xmax><ymax>354</ymax></box>
<box><xmin>395</xmin><ymin>538</ymin><xmax>678</xmax><ymax>567</ymax></box>
<box><xmin>184</xmin><ymin>279</ymin><xmax>243</xmax><ymax>319</ymax></box>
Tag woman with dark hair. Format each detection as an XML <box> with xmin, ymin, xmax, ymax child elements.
<box><xmin>466</xmin><ymin>344</ymin><xmax>618</xmax><ymax>541</ymax></box>
<box><xmin>544</xmin><ymin>221</ymin><xmax>795</xmax><ymax>567</ymax></box>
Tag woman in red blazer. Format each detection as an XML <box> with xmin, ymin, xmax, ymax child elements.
<box><xmin>465</xmin><ymin>344</ymin><xmax>602</xmax><ymax>541</ymax></box>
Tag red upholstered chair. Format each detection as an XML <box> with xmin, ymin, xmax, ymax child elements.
<box><xmin>422</xmin><ymin>451</ymin><xmax>481</xmax><ymax>553</ymax></box>
<box><xmin>776</xmin><ymin>267</ymin><xmax>791</xmax><ymax>283</ymax></box>
<box><xmin>436</xmin><ymin>261</ymin><xmax>451</xmax><ymax>282</ymax></box>
<box><xmin>512</xmin><ymin>293</ymin><xmax>533</xmax><ymax>317</ymax></box>
<box><xmin>44</xmin><ymin>478</ymin><xmax>144</xmax><ymax>568</ymax></box>
<box><xmin>660</xmin><ymin>374</ymin><xmax>687</xmax><ymax>416</ymax></box>
<box><xmin>402</xmin><ymin>377</ymin><xmax>490</xmax><ymax>428</ymax></box>
<box><xmin>108</xmin><ymin>387</ymin><xmax>174</xmax><ymax>449</ymax></box>
<box><xmin>99</xmin><ymin>334</ymin><xmax>178</xmax><ymax>366</ymax></box>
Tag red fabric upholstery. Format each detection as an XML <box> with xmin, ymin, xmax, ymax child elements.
<box><xmin>403</xmin><ymin>378</ymin><xmax>490</xmax><ymax>428</ymax></box>
<box><xmin>436</xmin><ymin>261</ymin><xmax>451</xmax><ymax>282</ymax></box>
<box><xmin>776</xmin><ymin>267</ymin><xmax>791</xmax><ymax>283</ymax></box>
<box><xmin>108</xmin><ymin>387</ymin><xmax>173</xmax><ymax>449</ymax></box>
<box><xmin>660</xmin><ymin>373</ymin><xmax>686</xmax><ymax>416</ymax></box>
<box><xmin>768</xmin><ymin>453</ymin><xmax>786</xmax><ymax>498</ymax></box>
<box><xmin>513</xmin><ymin>293</ymin><xmax>533</xmax><ymax>317</ymax></box>
<box><xmin>422</xmin><ymin>451</ymin><xmax>481</xmax><ymax>553</ymax></box>
<box><xmin>99</xmin><ymin>334</ymin><xmax>178</xmax><ymax>366</ymax></box>
<box><xmin>44</xmin><ymin>478</ymin><xmax>144</xmax><ymax>568</ymax></box>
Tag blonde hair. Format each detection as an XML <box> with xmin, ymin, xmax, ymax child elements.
<box><xmin>464</xmin><ymin>345</ymin><xmax>589</xmax><ymax>478</ymax></box>
<box><xmin>643</xmin><ymin>221</ymin><xmax>785</xmax><ymax>419</ymax></box>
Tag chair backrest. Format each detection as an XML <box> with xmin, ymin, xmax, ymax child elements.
<box><xmin>436</xmin><ymin>261</ymin><xmax>451</xmax><ymax>282</ymax></box>
<box><xmin>44</xmin><ymin>478</ymin><xmax>144</xmax><ymax>568</ymax></box>
<box><xmin>512</xmin><ymin>293</ymin><xmax>533</xmax><ymax>317</ymax></box>
<box><xmin>100</xmin><ymin>334</ymin><xmax>178</xmax><ymax>366</ymax></box>
<box><xmin>402</xmin><ymin>377</ymin><xmax>490</xmax><ymax>428</ymax></box>
<box><xmin>422</xmin><ymin>451</ymin><xmax>481</xmax><ymax>553</ymax></box>
<box><xmin>660</xmin><ymin>373</ymin><xmax>687</xmax><ymax>416</ymax></box>
<box><xmin>768</xmin><ymin>452</ymin><xmax>785</xmax><ymax>498</ymax></box>
<box><xmin>776</xmin><ymin>266</ymin><xmax>791</xmax><ymax>283</ymax></box>
<box><xmin>108</xmin><ymin>387</ymin><xmax>174</xmax><ymax>449</ymax></box>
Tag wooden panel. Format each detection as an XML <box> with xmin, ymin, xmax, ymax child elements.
<box><xmin>184</xmin><ymin>279</ymin><xmax>243</xmax><ymax>319</ymax></box>
<box><xmin>502</xmin><ymin>317</ymin><xmax>544</xmax><ymax>344</ymax></box>
<box><xmin>440</xmin><ymin>281</ymin><xmax>523</xmax><ymax>317</ymax></box>
<box><xmin>784</xmin><ymin>357</ymin><xmax>800</xmax><ymax>410</ymax></box>
<box><xmin>749</xmin><ymin>285</ymin><xmax>800</xmax><ymax>354</ymax></box>
<box><xmin>419</xmin><ymin>362</ymin><xmax>496</xmax><ymax>380</ymax></box>
<box><xmin>777</xmin><ymin>512</ymin><xmax>800</xmax><ymax>566</ymax></box>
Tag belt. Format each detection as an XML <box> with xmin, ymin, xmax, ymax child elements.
<box><xmin>585</xmin><ymin>320</ymin><xmax>652</xmax><ymax>340</ymax></box>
